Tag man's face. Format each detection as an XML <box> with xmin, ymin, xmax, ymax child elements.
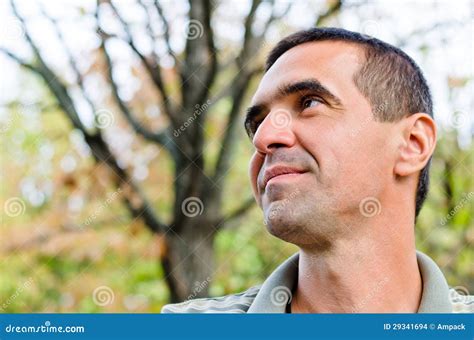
<box><xmin>246</xmin><ymin>41</ymin><xmax>399</xmax><ymax>248</ymax></box>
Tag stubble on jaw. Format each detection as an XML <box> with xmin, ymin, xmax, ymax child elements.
<box><xmin>263</xmin><ymin>189</ymin><xmax>348</xmax><ymax>252</ymax></box>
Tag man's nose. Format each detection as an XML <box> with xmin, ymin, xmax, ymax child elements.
<box><xmin>252</xmin><ymin>109</ymin><xmax>296</xmax><ymax>153</ymax></box>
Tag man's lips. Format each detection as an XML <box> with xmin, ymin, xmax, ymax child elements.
<box><xmin>261</xmin><ymin>165</ymin><xmax>307</xmax><ymax>188</ymax></box>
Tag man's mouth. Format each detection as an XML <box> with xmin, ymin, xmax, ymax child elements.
<box><xmin>262</xmin><ymin>165</ymin><xmax>307</xmax><ymax>188</ymax></box>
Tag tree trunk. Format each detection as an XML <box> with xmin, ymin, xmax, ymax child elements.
<box><xmin>162</xmin><ymin>218</ymin><xmax>216</xmax><ymax>302</ymax></box>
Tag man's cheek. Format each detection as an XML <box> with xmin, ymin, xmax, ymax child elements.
<box><xmin>249</xmin><ymin>152</ymin><xmax>264</xmax><ymax>205</ymax></box>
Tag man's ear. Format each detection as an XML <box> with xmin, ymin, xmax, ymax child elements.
<box><xmin>394</xmin><ymin>113</ymin><xmax>437</xmax><ymax>177</ymax></box>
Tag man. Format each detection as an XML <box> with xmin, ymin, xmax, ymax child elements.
<box><xmin>162</xmin><ymin>27</ymin><xmax>472</xmax><ymax>313</ymax></box>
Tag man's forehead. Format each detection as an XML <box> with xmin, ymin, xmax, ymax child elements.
<box><xmin>252</xmin><ymin>41</ymin><xmax>363</xmax><ymax>104</ymax></box>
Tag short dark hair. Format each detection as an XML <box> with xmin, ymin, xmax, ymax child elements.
<box><xmin>265</xmin><ymin>27</ymin><xmax>433</xmax><ymax>219</ymax></box>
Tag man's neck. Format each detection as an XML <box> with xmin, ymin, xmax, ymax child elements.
<box><xmin>290</xmin><ymin>235</ymin><xmax>422</xmax><ymax>313</ymax></box>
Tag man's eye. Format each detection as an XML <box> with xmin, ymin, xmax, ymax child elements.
<box><xmin>301</xmin><ymin>97</ymin><xmax>322</xmax><ymax>109</ymax></box>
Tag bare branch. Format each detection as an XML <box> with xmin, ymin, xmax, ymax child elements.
<box><xmin>0</xmin><ymin>47</ymin><xmax>37</xmax><ymax>72</ymax></box>
<box><xmin>217</xmin><ymin>196</ymin><xmax>256</xmax><ymax>230</ymax></box>
<box><xmin>210</xmin><ymin>0</ymin><xmax>284</xmax><ymax>186</ymax></box>
<box><xmin>6</xmin><ymin>0</ymin><xmax>170</xmax><ymax>236</ymax></box>
<box><xmin>2</xmin><ymin>46</ymin><xmax>171</xmax><ymax>236</ymax></box>
<box><xmin>237</xmin><ymin>0</ymin><xmax>291</xmax><ymax>68</ymax></box>
<box><xmin>101</xmin><ymin>0</ymin><xmax>177</xmax><ymax>123</ymax></box>
<box><xmin>200</xmin><ymin>0</ymin><xmax>218</xmax><ymax>95</ymax></box>
<box><xmin>315</xmin><ymin>0</ymin><xmax>343</xmax><ymax>27</ymax></box>
<box><xmin>83</xmin><ymin>133</ymin><xmax>169</xmax><ymax>234</ymax></box>
<box><xmin>183</xmin><ymin>0</ymin><xmax>218</xmax><ymax>109</ymax></box>
<box><xmin>99</xmin><ymin>38</ymin><xmax>174</xmax><ymax>148</ymax></box>
<box><xmin>236</xmin><ymin>0</ymin><xmax>262</xmax><ymax>68</ymax></box>
<box><xmin>210</xmin><ymin>63</ymin><xmax>263</xmax><ymax>105</ymax></box>
<box><xmin>9</xmin><ymin>0</ymin><xmax>86</xmax><ymax>132</ymax></box>
<box><xmin>152</xmin><ymin>0</ymin><xmax>180</xmax><ymax>70</ymax></box>
<box><xmin>209</xmin><ymin>0</ymin><xmax>285</xmax><ymax>105</ymax></box>
<box><xmin>136</xmin><ymin>0</ymin><xmax>160</xmax><ymax>62</ymax></box>
<box><xmin>38</xmin><ymin>4</ymin><xmax>98</xmax><ymax>115</ymax></box>
<box><xmin>211</xmin><ymin>67</ymin><xmax>261</xmax><ymax>185</ymax></box>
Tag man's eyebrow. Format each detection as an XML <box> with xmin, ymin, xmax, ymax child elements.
<box><xmin>244</xmin><ymin>78</ymin><xmax>343</xmax><ymax>129</ymax></box>
<box><xmin>277</xmin><ymin>78</ymin><xmax>342</xmax><ymax>106</ymax></box>
<box><xmin>245</xmin><ymin>104</ymin><xmax>264</xmax><ymax>125</ymax></box>
<box><xmin>243</xmin><ymin>104</ymin><xmax>264</xmax><ymax>137</ymax></box>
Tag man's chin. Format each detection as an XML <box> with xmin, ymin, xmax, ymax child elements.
<box><xmin>263</xmin><ymin>208</ymin><xmax>334</xmax><ymax>251</ymax></box>
<box><xmin>263</xmin><ymin>207</ymin><xmax>302</xmax><ymax>243</ymax></box>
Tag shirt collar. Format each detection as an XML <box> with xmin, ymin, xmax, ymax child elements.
<box><xmin>247</xmin><ymin>250</ymin><xmax>452</xmax><ymax>313</ymax></box>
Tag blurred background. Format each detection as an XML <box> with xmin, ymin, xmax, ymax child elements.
<box><xmin>0</xmin><ymin>0</ymin><xmax>472</xmax><ymax>312</ymax></box>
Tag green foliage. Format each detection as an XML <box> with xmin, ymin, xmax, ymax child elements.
<box><xmin>1</xmin><ymin>101</ymin><xmax>473</xmax><ymax>312</ymax></box>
